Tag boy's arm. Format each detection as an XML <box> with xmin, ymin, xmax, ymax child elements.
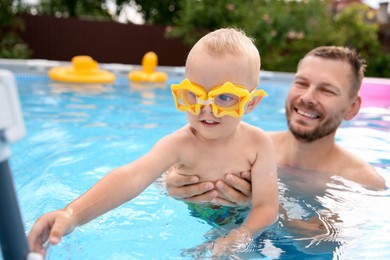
<box><xmin>67</xmin><ymin>133</ymin><xmax>181</xmax><ymax>226</ymax></box>
<box><xmin>242</xmin><ymin>133</ymin><xmax>279</xmax><ymax>235</ymax></box>
<box><xmin>213</xmin><ymin>134</ymin><xmax>278</xmax><ymax>255</ymax></box>
<box><xmin>28</xmin><ymin>133</ymin><xmax>181</xmax><ymax>253</ymax></box>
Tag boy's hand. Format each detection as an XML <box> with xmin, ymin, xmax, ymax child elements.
<box><xmin>212</xmin><ymin>228</ymin><xmax>253</xmax><ymax>257</ymax></box>
<box><xmin>28</xmin><ymin>209</ymin><xmax>76</xmax><ymax>256</ymax></box>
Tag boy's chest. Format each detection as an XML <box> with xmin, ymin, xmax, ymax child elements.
<box><xmin>176</xmin><ymin>143</ymin><xmax>255</xmax><ymax>181</ymax></box>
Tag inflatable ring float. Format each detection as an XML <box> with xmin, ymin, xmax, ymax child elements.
<box><xmin>128</xmin><ymin>51</ymin><xmax>168</xmax><ymax>83</ymax></box>
<box><xmin>48</xmin><ymin>56</ymin><xmax>115</xmax><ymax>84</ymax></box>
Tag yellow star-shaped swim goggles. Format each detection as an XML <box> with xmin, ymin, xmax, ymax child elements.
<box><xmin>171</xmin><ymin>79</ymin><xmax>267</xmax><ymax>118</ymax></box>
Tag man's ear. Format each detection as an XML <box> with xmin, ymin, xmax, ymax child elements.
<box><xmin>245</xmin><ymin>96</ymin><xmax>263</xmax><ymax>114</ymax></box>
<box><xmin>344</xmin><ymin>96</ymin><xmax>361</xmax><ymax>120</ymax></box>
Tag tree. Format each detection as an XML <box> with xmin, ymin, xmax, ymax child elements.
<box><xmin>131</xmin><ymin>0</ymin><xmax>181</xmax><ymax>25</ymax></box>
<box><xmin>167</xmin><ymin>0</ymin><xmax>246</xmax><ymax>45</ymax></box>
<box><xmin>15</xmin><ymin>0</ymin><xmax>111</xmax><ymax>19</ymax></box>
<box><xmin>168</xmin><ymin>0</ymin><xmax>341</xmax><ymax>72</ymax></box>
<box><xmin>0</xmin><ymin>0</ymin><xmax>31</xmax><ymax>58</ymax></box>
<box><xmin>167</xmin><ymin>0</ymin><xmax>390</xmax><ymax>77</ymax></box>
<box><xmin>240</xmin><ymin>0</ymin><xmax>342</xmax><ymax>72</ymax></box>
<box><xmin>333</xmin><ymin>4</ymin><xmax>390</xmax><ymax>77</ymax></box>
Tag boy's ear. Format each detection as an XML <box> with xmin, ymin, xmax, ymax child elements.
<box><xmin>245</xmin><ymin>96</ymin><xmax>263</xmax><ymax>114</ymax></box>
<box><xmin>344</xmin><ymin>96</ymin><xmax>361</xmax><ymax>120</ymax></box>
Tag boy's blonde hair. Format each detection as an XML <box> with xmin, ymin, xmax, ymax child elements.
<box><xmin>186</xmin><ymin>28</ymin><xmax>261</xmax><ymax>88</ymax></box>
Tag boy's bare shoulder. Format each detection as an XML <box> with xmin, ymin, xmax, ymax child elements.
<box><xmin>241</xmin><ymin>122</ymin><xmax>268</xmax><ymax>137</ymax></box>
<box><xmin>170</xmin><ymin>124</ymin><xmax>201</xmax><ymax>138</ymax></box>
<box><xmin>240</xmin><ymin>123</ymin><xmax>274</xmax><ymax>147</ymax></box>
<box><xmin>157</xmin><ymin>125</ymin><xmax>194</xmax><ymax>145</ymax></box>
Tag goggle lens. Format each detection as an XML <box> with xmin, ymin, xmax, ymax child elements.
<box><xmin>213</xmin><ymin>93</ymin><xmax>240</xmax><ymax>109</ymax></box>
<box><xmin>175</xmin><ymin>89</ymin><xmax>198</xmax><ymax>106</ymax></box>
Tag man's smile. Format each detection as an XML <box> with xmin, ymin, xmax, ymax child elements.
<box><xmin>295</xmin><ymin>108</ymin><xmax>320</xmax><ymax>119</ymax></box>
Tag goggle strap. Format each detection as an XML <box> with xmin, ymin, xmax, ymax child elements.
<box><xmin>251</xmin><ymin>89</ymin><xmax>268</xmax><ymax>98</ymax></box>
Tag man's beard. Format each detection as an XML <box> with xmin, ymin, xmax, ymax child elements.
<box><xmin>286</xmin><ymin>103</ymin><xmax>345</xmax><ymax>143</ymax></box>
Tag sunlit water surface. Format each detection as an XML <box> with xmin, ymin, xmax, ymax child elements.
<box><xmin>7</xmin><ymin>74</ymin><xmax>390</xmax><ymax>259</ymax></box>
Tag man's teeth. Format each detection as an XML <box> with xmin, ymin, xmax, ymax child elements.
<box><xmin>297</xmin><ymin>109</ymin><xmax>318</xmax><ymax>118</ymax></box>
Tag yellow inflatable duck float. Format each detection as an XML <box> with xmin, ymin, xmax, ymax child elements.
<box><xmin>48</xmin><ymin>56</ymin><xmax>115</xmax><ymax>84</ymax></box>
<box><xmin>128</xmin><ymin>51</ymin><xmax>168</xmax><ymax>83</ymax></box>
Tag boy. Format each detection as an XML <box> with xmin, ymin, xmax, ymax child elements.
<box><xmin>28</xmin><ymin>28</ymin><xmax>279</xmax><ymax>256</ymax></box>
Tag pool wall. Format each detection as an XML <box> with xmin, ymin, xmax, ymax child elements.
<box><xmin>0</xmin><ymin>58</ymin><xmax>296</xmax><ymax>86</ymax></box>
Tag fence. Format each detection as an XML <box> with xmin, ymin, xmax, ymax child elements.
<box><xmin>20</xmin><ymin>14</ymin><xmax>191</xmax><ymax>66</ymax></box>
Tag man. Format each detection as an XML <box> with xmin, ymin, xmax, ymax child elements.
<box><xmin>166</xmin><ymin>46</ymin><xmax>386</xmax><ymax>206</ymax></box>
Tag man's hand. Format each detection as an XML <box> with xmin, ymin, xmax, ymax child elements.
<box><xmin>165</xmin><ymin>168</ymin><xmax>252</xmax><ymax>206</ymax></box>
<box><xmin>165</xmin><ymin>171</ymin><xmax>218</xmax><ymax>202</ymax></box>
<box><xmin>213</xmin><ymin>171</ymin><xmax>252</xmax><ymax>206</ymax></box>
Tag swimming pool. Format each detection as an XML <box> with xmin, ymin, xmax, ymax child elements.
<box><xmin>4</xmin><ymin>67</ymin><xmax>390</xmax><ymax>259</ymax></box>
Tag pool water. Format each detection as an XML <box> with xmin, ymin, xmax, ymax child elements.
<box><xmin>7</xmin><ymin>74</ymin><xmax>390</xmax><ymax>259</ymax></box>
